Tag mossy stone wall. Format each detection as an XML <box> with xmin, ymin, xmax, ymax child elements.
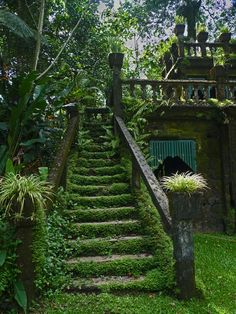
<box><xmin>147</xmin><ymin>105</ymin><xmax>236</xmax><ymax>232</ymax></box>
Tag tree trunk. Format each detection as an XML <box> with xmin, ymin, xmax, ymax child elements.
<box><xmin>33</xmin><ymin>0</ymin><xmax>45</xmax><ymax>71</ymax></box>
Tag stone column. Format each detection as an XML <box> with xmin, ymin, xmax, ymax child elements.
<box><xmin>108</xmin><ymin>53</ymin><xmax>124</xmax><ymax>117</ymax></box>
<box><xmin>169</xmin><ymin>192</ymin><xmax>201</xmax><ymax>299</ymax></box>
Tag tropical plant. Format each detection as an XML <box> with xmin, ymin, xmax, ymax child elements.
<box><xmin>101</xmin><ymin>126</ymin><xmax>120</xmax><ymax>151</ymax></box>
<box><xmin>108</xmin><ymin>36</ymin><xmax>124</xmax><ymax>53</ymax></box>
<box><xmin>161</xmin><ymin>172</ymin><xmax>208</xmax><ymax>194</ymax></box>
<box><xmin>197</xmin><ymin>22</ymin><xmax>207</xmax><ymax>33</ymax></box>
<box><xmin>175</xmin><ymin>15</ymin><xmax>185</xmax><ymax>24</ymax></box>
<box><xmin>0</xmin><ymin>173</ymin><xmax>52</xmax><ymax>220</ymax></box>
<box><xmin>0</xmin><ymin>9</ymin><xmax>35</xmax><ymax>39</ymax></box>
<box><xmin>213</xmin><ymin>47</ymin><xmax>226</xmax><ymax>66</ymax></box>
<box><xmin>220</xmin><ymin>26</ymin><xmax>230</xmax><ymax>33</ymax></box>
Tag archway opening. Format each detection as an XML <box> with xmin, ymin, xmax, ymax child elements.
<box><xmin>154</xmin><ymin>156</ymin><xmax>194</xmax><ymax>179</ymax></box>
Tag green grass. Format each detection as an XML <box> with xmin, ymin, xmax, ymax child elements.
<box><xmin>32</xmin><ymin>233</ymin><xmax>236</xmax><ymax>314</ymax></box>
<box><xmin>63</xmin><ymin>206</ymin><xmax>137</xmax><ymax>223</ymax></box>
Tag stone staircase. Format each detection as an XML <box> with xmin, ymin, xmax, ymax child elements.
<box><xmin>64</xmin><ymin>112</ymin><xmax>174</xmax><ymax>292</ymax></box>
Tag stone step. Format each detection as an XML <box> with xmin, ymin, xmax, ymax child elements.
<box><xmin>65</xmin><ymin>253</ymin><xmax>157</xmax><ymax>277</ymax></box>
<box><xmin>69</xmin><ymin>275</ymin><xmax>145</xmax><ymax>292</ymax></box>
<box><xmin>67</xmin><ymin>236</ymin><xmax>158</xmax><ymax>257</ymax></box>
<box><xmin>80</xmin><ymin>143</ymin><xmax>110</xmax><ymax>153</ymax></box>
<box><xmin>73</xmin><ymin>165</ymin><xmax>125</xmax><ymax>176</ymax></box>
<box><xmin>69</xmin><ymin>219</ymin><xmax>142</xmax><ymax>239</ymax></box>
<box><xmin>64</xmin><ymin>206</ymin><xmax>137</xmax><ymax>223</ymax></box>
<box><xmin>67</xmin><ymin>182</ymin><xmax>130</xmax><ymax>196</ymax></box>
<box><xmin>69</xmin><ymin>173</ymin><xmax>128</xmax><ymax>185</ymax></box>
<box><xmin>78</xmin><ymin>158</ymin><xmax>117</xmax><ymax>168</ymax></box>
<box><xmin>69</xmin><ymin>194</ymin><xmax>133</xmax><ymax>209</ymax></box>
<box><xmin>67</xmin><ymin>253</ymin><xmax>153</xmax><ymax>264</ymax></box>
<box><xmin>79</xmin><ymin>150</ymin><xmax>116</xmax><ymax>159</ymax></box>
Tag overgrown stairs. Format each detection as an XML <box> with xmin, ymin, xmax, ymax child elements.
<box><xmin>64</xmin><ymin>111</ymin><xmax>174</xmax><ymax>292</ymax></box>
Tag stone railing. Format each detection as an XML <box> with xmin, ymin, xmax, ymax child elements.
<box><xmin>173</xmin><ymin>42</ymin><xmax>236</xmax><ymax>59</ymax></box>
<box><xmin>109</xmin><ymin>52</ymin><xmax>201</xmax><ymax>299</ymax></box>
<box><xmin>122</xmin><ymin>78</ymin><xmax>236</xmax><ymax>103</ymax></box>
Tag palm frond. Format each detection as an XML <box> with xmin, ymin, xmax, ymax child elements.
<box><xmin>0</xmin><ymin>9</ymin><xmax>35</xmax><ymax>39</ymax></box>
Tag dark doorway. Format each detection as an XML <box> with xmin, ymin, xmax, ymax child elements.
<box><xmin>154</xmin><ymin>156</ymin><xmax>193</xmax><ymax>178</ymax></box>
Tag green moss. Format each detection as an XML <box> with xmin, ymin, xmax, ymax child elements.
<box><xmin>78</xmin><ymin>158</ymin><xmax>116</xmax><ymax>168</ymax></box>
<box><xmin>0</xmin><ymin>221</ymin><xmax>18</xmax><ymax>300</ymax></box>
<box><xmin>75</xmin><ymin>165</ymin><xmax>125</xmax><ymax>176</ymax></box>
<box><xmin>68</xmin><ymin>236</ymin><xmax>159</xmax><ymax>257</ymax></box>
<box><xmin>69</xmin><ymin>173</ymin><xmax>128</xmax><ymax>185</ymax></box>
<box><xmin>70</xmin><ymin>194</ymin><xmax>133</xmax><ymax>209</ymax></box>
<box><xmin>80</xmin><ymin>151</ymin><xmax>115</xmax><ymax>159</ymax></box>
<box><xmin>68</xmin><ymin>221</ymin><xmax>142</xmax><ymax>239</ymax></box>
<box><xmin>67</xmin><ymin>182</ymin><xmax>130</xmax><ymax>196</ymax></box>
<box><xmin>66</xmin><ymin>257</ymin><xmax>158</xmax><ymax>277</ymax></box>
<box><xmin>64</xmin><ymin>206</ymin><xmax>137</xmax><ymax>223</ymax></box>
<box><xmin>80</xmin><ymin>143</ymin><xmax>108</xmax><ymax>152</ymax></box>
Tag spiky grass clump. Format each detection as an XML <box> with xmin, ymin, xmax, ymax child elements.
<box><xmin>0</xmin><ymin>173</ymin><xmax>53</xmax><ymax>219</ymax></box>
<box><xmin>161</xmin><ymin>172</ymin><xmax>208</xmax><ymax>194</ymax></box>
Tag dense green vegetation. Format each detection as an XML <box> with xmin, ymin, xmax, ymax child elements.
<box><xmin>1</xmin><ymin>0</ymin><xmax>236</xmax><ymax>312</ymax></box>
<box><xmin>31</xmin><ymin>233</ymin><xmax>236</xmax><ymax>314</ymax></box>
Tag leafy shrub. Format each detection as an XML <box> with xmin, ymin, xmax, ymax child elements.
<box><xmin>161</xmin><ymin>172</ymin><xmax>208</xmax><ymax>194</ymax></box>
<box><xmin>0</xmin><ymin>173</ymin><xmax>52</xmax><ymax>220</ymax></box>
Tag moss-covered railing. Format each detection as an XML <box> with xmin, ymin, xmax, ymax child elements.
<box><xmin>174</xmin><ymin>41</ymin><xmax>236</xmax><ymax>59</ymax></box>
<box><xmin>48</xmin><ymin>104</ymin><xmax>79</xmax><ymax>191</ymax></box>
<box><xmin>122</xmin><ymin>79</ymin><xmax>236</xmax><ymax>102</ymax></box>
<box><xmin>115</xmin><ymin>115</ymin><xmax>171</xmax><ymax>233</ymax></box>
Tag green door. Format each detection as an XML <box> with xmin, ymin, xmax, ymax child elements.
<box><xmin>149</xmin><ymin>140</ymin><xmax>197</xmax><ymax>172</ymax></box>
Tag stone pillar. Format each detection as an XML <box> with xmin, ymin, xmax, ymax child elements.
<box><xmin>108</xmin><ymin>53</ymin><xmax>124</xmax><ymax>117</ymax></box>
<box><xmin>169</xmin><ymin>192</ymin><xmax>201</xmax><ymax>299</ymax></box>
<box><xmin>14</xmin><ymin>198</ymin><xmax>36</xmax><ymax>308</ymax></box>
<box><xmin>210</xmin><ymin>66</ymin><xmax>227</xmax><ymax>101</ymax></box>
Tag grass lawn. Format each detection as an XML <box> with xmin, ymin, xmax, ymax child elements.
<box><xmin>33</xmin><ymin>233</ymin><xmax>236</xmax><ymax>314</ymax></box>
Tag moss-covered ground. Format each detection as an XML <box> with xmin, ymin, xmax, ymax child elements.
<box><xmin>32</xmin><ymin>233</ymin><xmax>236</xmax><ymax>314</ymax></box>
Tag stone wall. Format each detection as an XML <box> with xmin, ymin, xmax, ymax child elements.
<box><xmin>147</xmin><ymin>105</ymin><xmax>236</xmax><ymax>232</ymax></box>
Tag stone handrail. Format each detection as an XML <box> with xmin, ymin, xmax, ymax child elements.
<box><xmin>178</xmin><ymin>42</ymin><xmax>236</xmax><ymax>58</ymax></box>
<box><xmin>122</xmin><ymin>79</ymin><xmax>236</xmax><ymax>102</ymax></box>
<box><xmin>48</xmin><ymin>106</ymin><xmax>79</xmax><ymax>191</ymax></box>
<box><xmin>115</xmin><ymin>115</ymin><xmax>172</xmax><ymax>233</ymax></box>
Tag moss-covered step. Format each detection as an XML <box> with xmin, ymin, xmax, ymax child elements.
<box><xmin>68</xmin><ymin>266</ymin><xmax>174</xmax><ymax>293</ymax></box>
<box><xmin>78</xmin><ymin>158</ymin><xmax>117</xmax><ymax>168</ymax></box>
<box><xmin>67</xmin><ymin>236</ymin><xmax>159</xmax><ymax>257</ymax></box>
<box><xmin>79</xmin><ymin>151</ymin><xmax>116</xmax><ymax>159</ymax></box>
<box><xmin>69</xmin><ymin>173</ymin><xmax>128</xmax><ymax>185</ymax></box>
<box><xmin>83</xmin><ymin>121</ymin><xmax>111</xmax><ymax>128</ymax></box>
<box><xmin>80</xmin><ymin>143</ymin><xmax>111</xmax><ymax>153</ymax></box>
<box><xmin>65</xmin><ymin>254</ymin><xmax>157</xmax><ymax>277</ymax></box>
<box><xmin>67</xmin><ymin>275</ymin><xmax>145</xmax><ymax>293</ymax></box>
<box><xmin>69</xmin><ymin>220</ymin><xmax>142</xmax><ymax>238</ymax></box>
<box><xmin>67</xmin><ymin>183</ymin><xmax>130</xmax><ymax>196</ymax></box>
<box><xmin>64</xmin><ymin>206</ymin><xmax>137</xmax><ymax>223</ymax></box>
<box><xmin>70</xmin><ymin>194</ymin><xmax>133</xmax><ymax>208</ymax></box>
<box><xmin>73</xmin><ymin>165</ymin><xmax>125</xmax><ymax>176</ymax></box>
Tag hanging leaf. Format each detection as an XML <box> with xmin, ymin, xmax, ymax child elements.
<box><xmin>0</xmin><ymin>250</ymin><xmax>7</xmax><ymax>266</ymax></box>
<box><xmin>20</xmin><ymin>137</ymin><xmax>46</xmax><ymax>147</ymax></box>
<box><xmin>38</xmin><ymin>167</ymin><xmax>49</xmax><ymax>181</ymax></box>
<box><xmin>5</xmin><ymin>158</ymin><xmax>15</xmax><ymax>174</ymax></box>
<box><xmin>14</xmin><ymin>280</ymin><xmax>27</xmax><ymax>314</ymax></box>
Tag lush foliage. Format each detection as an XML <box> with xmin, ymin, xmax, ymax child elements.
<box><xmin>0</xmin><ymin>173</ymin><xmax>52</xmax><ymax>220</ymax></box>
<box><xmin>31</xmin><ymin>233</ymin><xmax>236</xmax><ymax>313</ymax></box>
<box><xmin>161</xmin><ymin>172</ymin><xmax>208</xmax><ymax>193</ymax></box>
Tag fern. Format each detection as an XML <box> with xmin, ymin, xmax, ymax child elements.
<box><xmin>0</xmin><ymin>9</ymin><xmax>35</xmax><ymax>39</ymax></box>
